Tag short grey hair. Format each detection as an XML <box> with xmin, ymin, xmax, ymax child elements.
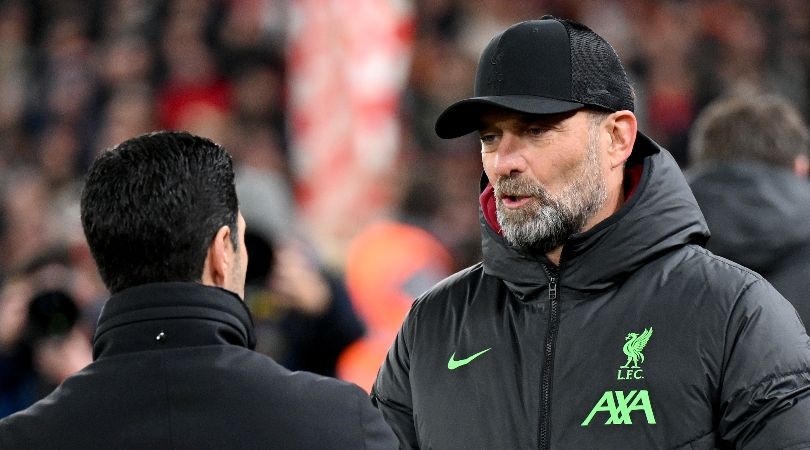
<box><xmin>689</xmin><ymin>94</ymin><xmax>810</xmax><ymax>168</ymax></box>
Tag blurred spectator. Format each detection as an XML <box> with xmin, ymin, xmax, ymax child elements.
<box><xmin>1</xmin><ymin>170</ymin><xmax>54</xmax><ymax>273</ymax></box>
<box><xmin>93</xmin><ymin>83</ymin><xmax>158</xmax><ymax>154</ymax></box>
<box><xmin>36</xmin><ymin>120</ymin><xmax>82</xmax><ymax>189</ymax></box>
<box><xmin>216</xmin><ymin>0</ymin><xmax>286</xmax><ymax>63</ymax></box>
<box><xmin>234</xmin><ymin>122</ymin><xmax>364</xmax><ymax>377</ymax></box>
<box><xmin>636</xmin><ymin>1</ymin><xmax>700</xmax><ymax>165</ymax></box>
<box><xmin>0</xmin><ymin>218</ymin><xmax>105</xmax><ymax>417</ymax></box>
<box><xmin>23</xmin><ymin>290</ymin><xmax>92</xmax><ymax>394</ymax></box>
<box><xmin>243</xmin><ymin>229</ymin><xmax>365</xmax><ymax>377</ymax></box>
<box><xmin>155</xmin><ymin>1</ymin><xmax>232</xmax><ymax>133</ymax></box>
<box><xmin>402</xmin><ymin>37</ymin><xmax>477</xmax><ymax>155</ymax></box>
<box><xmin>31</xmin><ymin>10</ymin><xmax>98</xmax><ymax>163</ymax></box>
<box><xmin>95</xmin><ymin>34</ymin><xmax>156</xmax><ymax>90</ymax></box>
<box><xmin>17</xmin><ymin>245</ymin><xmax>105</xmax><ymax>329</ymax></box>
<box><xmin>0</xmin><ymin>0</ymin><xmax>33</xmax><ymax>170</ymax></box>
<box><xmin>236</xmin><ymin>162</ymin><xmax>296</xmax><ymax>242</ymax></box>
<box><xmin>227</xmin><ymin>58</ymin><xmax>289</xmax><ymax>164</ymax></box>
<box><xmin>0</xmin><ymin>285</ymin><xmax>93</xmax><ymax>418</ymax></box>
<box><xmin>0</xmin><ymin>277</ymin><xmax>34</xmax><ymax>417</ymax></box>
<box><xmin>235</xmin><ymin>131</ymin><xmax>364</xmax><ymax>377</ymax></box>
<box><xmin>687</xmin><ymin>93</ymin><xmax>810</xmax><ymax>323</ymax></box>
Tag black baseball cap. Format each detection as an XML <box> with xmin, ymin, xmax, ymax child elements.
<box><xmin>435</xmin><ymin>16</ymin><xmax>635</xmax><ymax>139</ymax></box>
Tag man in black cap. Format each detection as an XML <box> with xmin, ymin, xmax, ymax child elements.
<box><xmin>0</xmin><ymin>131</ymin><xmax>397</xmax><ymax>449</ymax></box>
<box><xmin>372</xmin><ymin>16</ymin><xmax>810</xmax><ymax>448</ymax></box>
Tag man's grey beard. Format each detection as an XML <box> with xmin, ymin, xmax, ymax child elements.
<box><xmin>494</xmin><ymin>135</ymin><xmax>608</xmax><ymax>253</ymax></box>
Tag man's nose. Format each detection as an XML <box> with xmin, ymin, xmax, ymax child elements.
<box><xmin>491</xmin><ymin>134</ymin><xmax>526</xmax><ymax>178</ymax></box>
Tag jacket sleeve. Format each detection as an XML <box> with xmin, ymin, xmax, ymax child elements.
<box><xmin>351</xmin><ymin>384</ymin><xmax>399</xmax><ymax>450</ymax></box>
<box><xmin>719</xmin><ymin>278</ymin><xmax>810</xmax><ymax>447</ymax></box>
<box><xmin>371</xmin><ymin>313</ymin><xmax>419</xmax><ymax>449</ymax></box>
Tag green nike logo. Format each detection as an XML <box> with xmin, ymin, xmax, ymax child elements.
<box><xmin>447</xmin><ymin>348</ymin><xmax>492</xmax><ymax>370</ymax></box>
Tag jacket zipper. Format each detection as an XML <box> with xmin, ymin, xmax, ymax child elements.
<box><xmin>538</xmin><ymin>265</ymin><xmax>560</xmax><ymax>450</ymax></box>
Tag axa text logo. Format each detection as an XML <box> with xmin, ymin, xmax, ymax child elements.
<box><xmin>581</xmin><ymin>390</ymin><xmax>657</xmax><ymax>425</ymax></box>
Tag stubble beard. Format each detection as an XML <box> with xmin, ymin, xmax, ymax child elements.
<box><xmin>494</xmin><ymin>134</ymin><xmax>608</xmax><ymax>253</ymax></box>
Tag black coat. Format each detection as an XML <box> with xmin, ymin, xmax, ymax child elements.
<box><xmin>0</xmin><ymin>282</ymin><xmax>397</xmax><ymax>449</ymax></box>
<box><xmin>689</xmin><ymin>161</ymin><xmax>810</xmax><ymax>324</ymax></box>
<box><xmin>372</xmin><ymin>134</ymin><xmax>810</xmax><ymax>449</ymax></box>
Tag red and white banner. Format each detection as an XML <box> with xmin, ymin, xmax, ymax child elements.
<box><xmin>287</xmin><ymin>0</ymin><xmax>414</xmax><ymax>266</ymax></box>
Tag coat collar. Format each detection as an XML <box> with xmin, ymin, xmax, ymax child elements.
<box><xmin>688</xmin><ymin>161</ymin><xmax>810</xmax><ymax>269</ymax></box>
<box><xmin>92</xmin><ymin>282</ymin><xmax>256</xmax><ymax>359</ymax></box>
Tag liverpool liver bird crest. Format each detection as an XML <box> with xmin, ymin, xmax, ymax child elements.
<box><xmin>621</xmin><ymin>327</ymin><xmax>653</xmax><ymax>369</ymax></box>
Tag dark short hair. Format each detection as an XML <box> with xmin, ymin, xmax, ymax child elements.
<box><xmin>689</xmin><ymin>94</ymin><xmax>810</xmax><ymax>168</ymax></box>
<box><xmin>80</xmin><ymin>131</ymin><xmax>239</xmax><ymax>293</ymax></box>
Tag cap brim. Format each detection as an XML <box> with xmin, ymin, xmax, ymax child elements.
<box><xmin>435</xmin><ymin>95</ymin><xmax>584</xmax><ymax>139</ymax></box>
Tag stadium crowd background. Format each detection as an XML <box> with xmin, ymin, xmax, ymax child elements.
<box><xmin>1</xmin><ymin>0</ymin><xmax>809</xmax><ymax>415</ymax></box>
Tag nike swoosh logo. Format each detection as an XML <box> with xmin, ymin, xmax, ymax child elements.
<box><xmin>447</xmin><ymin>348</ymin><xmax>492</xmax><ymax>370</ymax></box>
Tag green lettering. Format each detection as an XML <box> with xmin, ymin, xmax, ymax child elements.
<box><xmin>608</xmin><ymin>390</ymin><xmax>636</xmax><ymax>424</ymax></box>
<box><xmin>581</xmin><ymin>391</ymin><xmax>619</xmax><ymax>426</ymax></box>
<box><xmin>627</xmin><ymin>389</ymin><xmax>656</xmax><ymax>424</ymax></box>
<box><xmin>581</xmin><ymin>390</ymin><xmax>657</xmax><ymax>426</ymax></box>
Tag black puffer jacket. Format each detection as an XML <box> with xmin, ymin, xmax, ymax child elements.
<box><xmin>372</xmin><ymin>134</ymin><xmax>810</xmax><ymax>449</ymax></box>
<box><xmin>689</xmin><ymin>161</ymin><xmax>810</xmax><ymax>325</ymax></box>
<box><xmin>0</xmin><ymin>282</ymin><xmax>397</xmax><ymax>450</ymax></box>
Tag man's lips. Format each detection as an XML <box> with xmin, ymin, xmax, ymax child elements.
<box><xmin>499</xmin><ymin>194</ymin><xmax>532</xmax><ymax>208</ymax></box>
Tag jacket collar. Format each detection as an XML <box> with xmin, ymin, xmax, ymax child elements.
<box><xmin>92</xmin><ymin>282</ymin><xmax>256</xmax><ymax>360</ymax></box>
<box><xmin>688</xmin><ymin>161</ymin><xmax>810</xmax><ymax>269</ymax></box>
<box><xmin>481</xmin><ymin>132</ymin><xmax>710</xmax><ymax>295</ymax></box>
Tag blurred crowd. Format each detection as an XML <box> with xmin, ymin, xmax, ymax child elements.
<box><xmin>1</xmin><ymin>0</ymin><xmax>809</xmax><ymax>415</ymax></box>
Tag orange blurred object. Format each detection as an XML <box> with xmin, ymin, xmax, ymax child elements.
<box><xmin>338</xmin><ymin>221</ymin><xmax>454</xmax><ymax>392</ymax></box>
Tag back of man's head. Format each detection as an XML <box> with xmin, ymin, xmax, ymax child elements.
<box><xmin>80</xmin><ymin>131</ymin><xmax>238</xmax><ymax>293</ymax></box>
<box><xmin>689</xmin><ymin>94</ymin><xmax>810</xmax><ymax>169</ymax></box>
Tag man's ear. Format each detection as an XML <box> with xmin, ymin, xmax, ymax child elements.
<box><xmin>201</xmin><ymin>225</ymin><xmax>233</xmax><ymax>289</ymax></box>
<box><xmin>606</xmin><ymin>110</ymin><xmax>637</xmax><ymax>169</ymax></box>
